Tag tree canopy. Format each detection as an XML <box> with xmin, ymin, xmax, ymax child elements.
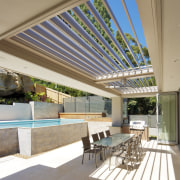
<box><xmin>128</xmin><ymin>97</ymin><xmax>156</xmax><ymax>115</ymax></box>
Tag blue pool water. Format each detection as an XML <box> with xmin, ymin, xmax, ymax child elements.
<box><xmin>0</xmin><ymin>119</ymin><xmax>84</xmax><ymax>129</ymax></box>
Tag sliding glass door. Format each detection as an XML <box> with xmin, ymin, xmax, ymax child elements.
<box><xmin>157</xmin><ymin>92</ymin><xmax>178</xmax><ymax>144</ymax></box>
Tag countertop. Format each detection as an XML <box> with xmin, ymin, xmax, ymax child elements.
<box><xmin>122</xmin><ymin>124</ymin><xmax>149</xmax><ymax>127</ymax></box>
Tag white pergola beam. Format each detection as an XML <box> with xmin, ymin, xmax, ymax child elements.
<box><xmin>96</xmin><ymin>68</ymin><xmax>154</xmax><ymax>84</ymax></box>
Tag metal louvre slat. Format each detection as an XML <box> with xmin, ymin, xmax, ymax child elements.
<box><xmin>121</xmin><ymin>0</ymin><xmax>148</xmax><ymax>67</ymax></box>
<box><xmin>60</xmin><ymin>12</ymin><xmax>121</xmax><ymax>71</ymax></box>
<box><xmin>40</xmin><ymin>20</ymin><xmax>111</xmax><ymax>74</ymax></box>
<box><xmin>15</xmin><ymin>33</ymin><xmax>97</xmax><ymax>77</ymax></box>
<box><xmin>134</xmin><ymin>79</ymin><xmax>142</xmax><ymax>87</ymax></box>
<box><xmin>72</xmin><ymin>6</ymin><xmax>129</xmax><ymax>70</ymax></box>
<box><xmin>86</xmin><ymin>1</ymin><xmax>134</xmax><ymax>69</ymax></box>
<box><xmin>23</xmin><ymin>29</ymin><xmax>102</xmax><ymax>75</ymax></box>
<box><xmin>103</xmin><ymin>0</ymin><xmax>141</xmax><ymax>68</ymax></box>
<box><xmin>31</xmin><ymin>25</ymin><xmax>104</xmax><ymax>74</ymax></box>
<box><xmin>50</xmin><ymin>16</ymin><xmax>113</xmax><ymax>73</ymax></box>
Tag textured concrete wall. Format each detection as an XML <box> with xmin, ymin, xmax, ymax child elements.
<box><xmin>0</xmin><ymin>103</ymin><xmax>32</xmax><ymax>121</ymax></box>
<box><xmin>30</xmin><ymin>101</ymin><xmax>63</xmax><ymax>120</ymax></box>
<box><xmin>18</xmin><ymin>122</ymin><xmax>88</xmax><ymax>156</ymax></box>
<box><xmin>0</xmin><ymin>128</ymin><xmax>19</xmax><ymax>156</ymax></box>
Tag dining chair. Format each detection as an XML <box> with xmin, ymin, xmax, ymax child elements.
<box><xmin>105</xmin><ymin>130</ymin><xmax>111</xmax><ymax>137</ymax></box>
<box><xmin>138</xmin><ymin>132</ymin><xmax>143</xmax><ymax>157</ymax></box>
<box><xmin>92</xmin><ymin>133</ymin><xmax>99</xmax><ymax>142</ymax></box>
<box><xmin>122</xmin><ymin>143</ymin><xmax>134</xmax><ymax>171</ymax></box>
<box><xmin>92</xmin><ymin>133</ymin><xmax>106</xmax><ymax>160</ymax></box>
<box><xmin>131</xmin><ymin>136</ymin><xmax>140</xmax><ymax>162</ymax></box>
<box><xmin>109</xmin><ymin>143</ymin><xmax>133</xmax><ymax>171</ymax></box>
<box><xmin>99</xmin><ymin>131</ymin><xmax>105</xmax><ymax>139</ymax></box>
<box><xmin>81</xmin><ymin>136</ymin><xmax>102</xmax><ymax>168</ymax></box>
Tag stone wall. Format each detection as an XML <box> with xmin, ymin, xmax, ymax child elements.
<box><xmin>30</xmin><ymin>101</ymin><xmax>63</xmax><ymax>120</ymax></box>
<box><xmin>0</xmin><ymin>128</ymin><xmax>19</xmax><ymax>156</ymax></box>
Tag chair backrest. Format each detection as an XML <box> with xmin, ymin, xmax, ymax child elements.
<box><xmin>81</xmin><ymin>136</ymin><xmax>91</xmax><ymax>150</ymax></box>
<box><xmin>105</xmin><ymin>130</ymin><xmax>111</xmax><ymax>137</ymax></box>
<box><xmin>138</xmin><ymin>133</ymin><xmax>142</xmax><ymax>142</ymax></box>
<box><xmin>132</xmin><ymin>137</ymin><xmax>139</xmax><ymax>150</ymax></box>
<box><xmin>92</xmin><ymin>133</ymin><xmax>99</xmax><ymax>142</ymax></box>
<box><xmin>99</xmin><ymin>132</ymin><xmax>105</xmax><ymax>139</ymax></box>
<box><xmin>126</xmin><ymin>143</ymin><xmax>132</xmax><ymax>157</ymax></box>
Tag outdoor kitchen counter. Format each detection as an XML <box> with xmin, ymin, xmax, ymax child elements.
<box><xmin>122</xmin><ymin>124</ymin><xmax>149</xmax><ymax>141</ymax></box>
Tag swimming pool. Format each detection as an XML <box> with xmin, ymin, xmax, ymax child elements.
<box><xmin>0</xmin><ymin>119</ymin><xmax>84</xmax><ymax>129</ymax></box>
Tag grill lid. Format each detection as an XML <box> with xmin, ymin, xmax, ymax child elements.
<box><xmin>130</xmin><ymin>120</ymin><xmax>145</xmax><ymax>130</ymax></box>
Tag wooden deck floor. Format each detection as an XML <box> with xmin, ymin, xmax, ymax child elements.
<box><xmin>89</xmin><ymin>140</ymin><xmax>180</xmax><ymax>180</ymax></box>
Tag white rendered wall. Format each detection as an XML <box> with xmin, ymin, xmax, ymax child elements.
<box><xmin>112</xmin><ymin>96</ymin><xmax>123</xmax><ymax>126</ymax></box>
<box><xmin>0</xmin><ymin>103</ymin><xmax>32</xmax><ymax>121</ymax></box>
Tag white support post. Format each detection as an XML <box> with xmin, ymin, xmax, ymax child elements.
<box><xmin>112</xmin><ymin>96</ymin><xmax>123</xmax><ymax>127</ymax></box>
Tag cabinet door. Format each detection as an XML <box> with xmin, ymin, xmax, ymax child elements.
<box><xmin>144</xmin><ymin>127</ymin><xmax>149</xmax><ymax>141</ymax></box>
<box><xmin>141</xmin><ymin>131</ymin><xmax>145</xmax><ymax>140</ymax></box>
<box><xmin>122</xmin><ymin>127</ymin><xmax>130</xmax><ymax>133</ymax></box>
<box><xmin>130</xmin><ymin>129</ymin><xmax>136</xmax><ymax>135</ymax></box>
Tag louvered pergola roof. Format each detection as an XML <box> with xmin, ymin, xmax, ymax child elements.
<box><xmin>0</xmin><ymin>0</ymin><xmax>158</xmax><ymax>97</ymax></box>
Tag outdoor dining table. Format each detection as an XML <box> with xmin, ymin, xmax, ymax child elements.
<box><xmin>93</xmin><ymin>133</ymin><xmax>134</xmax><ymax>148</ymax></box>
<box><xmin>92</xmin><ymin>133</ymin><xmax>135</xmax><ymax>167</ymax></box>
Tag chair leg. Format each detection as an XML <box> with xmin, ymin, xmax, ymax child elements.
<box><xmin>109</xmin><ymin>156</ymin><xmax>111</xmax><ymax>170</ymax></box>
<box><xmin>109</xmin><ymin>149</ymin><xmax>112</xmax><ymax>170</ymax></box>
<box><xmin>89</xmin><ymin>153</ymin><xmax>90</xmax><ymax>160</ymax></box>
<box><xmin>131</xmin><ymin>159</ymin><xmax>134</xmax><ymax>170</ymax></box>
<box><xmin>95</xmin><ymin>152</ymin><xmax>97</xmax><ymax>168</ymax></box>
<box><xmin>104</xmin><ymin>148</ymin><xmax>106</xmax><ymax>160</ymax></box>
<box><xmin>126</xmin><ymin>160</ymin><xmax>129</xmax><ymax>171</ymax></box>
<box><xmin>141</xmin><ymin>143</ymin><xmax>143</xmax><ymax>153</ymax></box>
<box><xmin>82</xmin><ymin>153</ymin><xmax>84</xmax><ymax>164</ymax></box>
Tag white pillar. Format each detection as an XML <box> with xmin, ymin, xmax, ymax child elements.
<box><xmin>112</xmin><ymin>96</ymin><xmax>123</xmax><ymax>127</ymax></box>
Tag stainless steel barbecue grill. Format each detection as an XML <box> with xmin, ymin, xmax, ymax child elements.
<box><xmin>129</xmin><ymin>121</ymin><xmax>145</xmax><ymax>130</ymax></box>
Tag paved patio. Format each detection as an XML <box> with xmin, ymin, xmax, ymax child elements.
<box><xmin>0</xmin><ymin>140</ymin><xmax>180</xmax><ymax>180</ymax></box>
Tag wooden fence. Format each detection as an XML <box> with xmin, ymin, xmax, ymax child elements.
<box><xmin>35</xmin><ymin>84</ymin><xmax>71</xmax><ymax>104</ymax></box>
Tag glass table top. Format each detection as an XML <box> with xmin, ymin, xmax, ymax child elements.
<box><xmin>93</xmin><ymin>133</ymin><xmax>134</xmax><ymax>147</ymax></box>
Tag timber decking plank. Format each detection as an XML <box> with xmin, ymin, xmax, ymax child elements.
<box><xmin>133</xmin><ymin>151</ymin><xmax>150</xmax><ymax>180</ymax></box>
<box><xmin>167</xmin><ymin>153</ymin><xmax>175</xmax><ymax>180</ymax></box>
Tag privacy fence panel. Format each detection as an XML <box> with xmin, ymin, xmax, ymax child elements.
<box><xmin>63</xmin><ymin>96</ymin><xmax>112</xmax><ymax>117</ymax></box>
<box><xmin>63</xmin><ymin>97</ymin><xmax>76</xmax><ymax>112</ymax></box>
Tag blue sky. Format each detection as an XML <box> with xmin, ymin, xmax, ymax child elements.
<box><xmin>107</xmin><ymin>0</ymin><xmax>147</xmax><ymax>48</ymax></box>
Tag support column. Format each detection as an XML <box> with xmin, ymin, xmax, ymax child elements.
<box><xmin>112</xmin><ymin>96</ymin><xmax>123</xmax><ymax>127</ymax></box>
<box><xmin>178</xmin><ymin>90</ymin><xmax>180</xmax><ymax>144</ymax></box>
